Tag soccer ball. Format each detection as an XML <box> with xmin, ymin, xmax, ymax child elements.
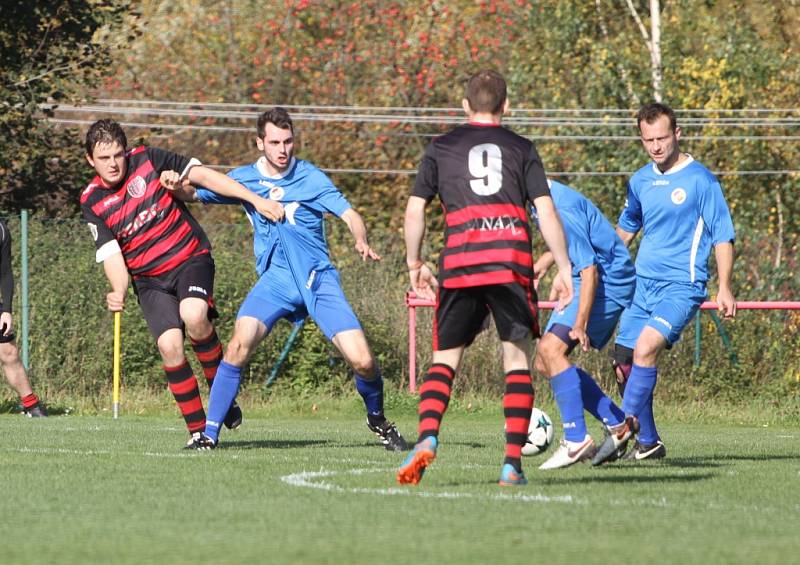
<box><xmin>521</xmin><ymin>408</ymin><xmax>554</xmax><ymax>456</ymax></box>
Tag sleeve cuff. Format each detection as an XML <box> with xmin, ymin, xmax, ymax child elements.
<box><xmin>179</xmin><ymin>158</ymin><xmax>203</xmax><ymax>180</ymax></box>
<box><xmin>96</xmin><ymin>240</ymin><xmax>122</xmax><ymax>263</ymax></box>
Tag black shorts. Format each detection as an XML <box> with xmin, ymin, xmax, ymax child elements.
<box><xmin>434</xmin><ymin>282</ymin><xmax>540</xmax><ymax>351</ymax></box>
<box><xmin>133</xmin><ymin>253</ymin><xmax>219</xmax><ymax>339</ymax></box>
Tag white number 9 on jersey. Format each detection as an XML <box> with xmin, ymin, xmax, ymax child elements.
<box><xmin>468</xmin><ymin>143</ymin><xmax>502</xmax><ymax>195</ymax></box>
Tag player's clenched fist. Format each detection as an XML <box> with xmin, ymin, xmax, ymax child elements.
<box><xmin>252</xmin><ymin>196</ymin><xmax>285</xmax><ymax>222</ymax></box>
<box><xmin>106</xmin><ymin>290</ymin><xmax>125</xmax><ymax>312</ymax></box>
<box><xmin>159</xmin><ymin>170</ymin><xmax>182</xmax><ymax>191</ymax></box>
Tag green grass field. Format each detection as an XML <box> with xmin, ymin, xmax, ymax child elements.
<box><xmin>1</xmin><ymin>407</ymin><xmax>798</xmax><ymax>564</ymax></box>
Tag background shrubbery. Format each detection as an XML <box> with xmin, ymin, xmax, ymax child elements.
<box><xmin>1</xmin><ymin>1</ymin><xmax>799</xmax><ymax>412</ymax></box>
<box><xmin>2</xmin><ymin>213</ymin><xmax>798</xmax><ymax>412</ymax></box>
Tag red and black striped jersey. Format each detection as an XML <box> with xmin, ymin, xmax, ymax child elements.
<box><xmin>412</xmin><ymin>123</ymin><xmax>550</xmax><ymax>288</ymax></box>
<box><xmin>80</xmin><ymin>146</ymin><xmax>211</xmax><ymax>279</ymax></box>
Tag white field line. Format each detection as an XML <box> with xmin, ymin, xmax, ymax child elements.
<box><xmin>281</xmin><ymin>468</ymin><xmax>581</xmax><ymax>504</ymax></box>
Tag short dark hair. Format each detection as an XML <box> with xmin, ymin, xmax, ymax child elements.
<box><xmin>257</xmin><ymin>107</ymin><xmax>293</xmax><ymax>137</ymax></box>
<box><xmin>85</xmin><ymin>119</ymin><xmax>127</xmax><ymax>156</ymax></box>
<box><xmin>637</xmin><ymin>102</ymin><xmax>677</xmax><ymax>132</ymax></box>
<box><xmin>465</xmin><ymin>70</ymin><xmax>507</xmax><ymax>114</ymax></box>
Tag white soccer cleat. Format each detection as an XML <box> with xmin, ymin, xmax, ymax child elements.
<box><xmin>538</xmin><ymin>435</ymin><xmax>597</xmax><ymax>470</ymax></box>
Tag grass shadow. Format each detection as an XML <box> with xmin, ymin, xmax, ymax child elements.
<box><xmin>537</xmin><ymin>471</ymin><xmax>717</xmax><ymax>486</ymax></box>
<box><xmin>219</xmin><ymin>439</ymin><xmax>331</xmax><ymax>450</ymax></box>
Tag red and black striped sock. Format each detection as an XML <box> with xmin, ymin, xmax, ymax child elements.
<box><xmin>503</xmin><ymin>369</ymin><xmax>535</xmax><ymax>473</ymax></box>
<box><xmin>190</xmin><ymin>329</ymin><xmax>223</xmax><ymax>390</ymax></box>
<box><xmin>418</xmin><ymin>363</ymin><xmax>455</xmax><ymax>441</ymax></box>
<box><xmin>164</xmin><ymin>361</ymin><xmax>206</xmax><ymax>433</ymax></box>
<box><xmin>21</xmin><ymin>393</ymin><xmax>40</xmax><ymax>410</ymax></box>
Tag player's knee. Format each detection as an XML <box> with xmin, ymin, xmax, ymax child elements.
<box><xmin>181</xmin><ymin>309</ymin><xmax>210</xmax><ymax>335</ymax></box>
<box><xmin>157</xmin><ymin>332</ymin><xmax>185</xmax><ymax>365</ymax></box>
<box><xmin>633</xmin><ymin>343</ymin><xmax>660</xmax><ymax>365</ymax></box>
<box><xmin>533</xmin><ymin>352</ymin><xmax>548</xmax><ymax>375</ymax></box>
<box><xmin>0</xmin><ymin>342</ymin><xmax>20</xmax><ymax>365</ymax></box>
<box><xmin>350</xmin><ymin>354</ymin><xmax>375</xmax><ymax>378</ymax></box>
<box><xmin>536</xmin><ymin>335</ymin><xmax>563</xmax><ymax>367</ymax></box>
<box><xmin>224</xmin><ymin>337</ymin><xmax>253</xmax><ymax>366</ymax></box>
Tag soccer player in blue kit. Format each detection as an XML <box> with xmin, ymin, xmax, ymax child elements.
<box><xmin>164</xmin><ymin>107</ymin><xmax>408</xmax><ymax>451</ymax></box>
<box><xmin>532</xmin><ymin>180</ymin><xmax>635</xmax><ymax>469</ymax></box>
<box><xmin>593</xmin><ymin>102</ymin><xmax>737</xmax><ymax>465</ymax></box>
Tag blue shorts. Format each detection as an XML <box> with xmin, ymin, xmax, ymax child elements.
<box><xmin>545</xmin><ymin>286</ymin><xmax>628</xmax><ymax>351</ymax></box>
<box><xmin>237</xmin><ymin>268</ymin><xmax>362</xmax><ymax>340</ymax></box>
<box><xmin>615</xmin><ymin>277</ymin><xmax>706</xmax><ymax>348</ymax></box>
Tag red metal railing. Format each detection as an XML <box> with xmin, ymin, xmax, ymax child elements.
<box><xmin>405</xmin><ymin>292</ymin><xmax>800</xmax><ymax>392</ymax></box>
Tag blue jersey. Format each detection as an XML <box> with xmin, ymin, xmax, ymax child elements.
<box><xmin>196</xmin><ymin>157</ymin><xmax>351</xmax><ymax>300</ymax></box>
<box><xmin>619</xmin><ymin>156</ymin><xmax>735</xmax><ymax>284</ymax></box>
<box><xmin>539</xmin><ymin>181</ymin><xmax>635</xmax><ymax>307</ymax></box>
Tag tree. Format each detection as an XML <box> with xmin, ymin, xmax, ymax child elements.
<box><xmin>0</xmin><ymin>1</ymin><xmax>137</xmax><ymax>216</ymax></box>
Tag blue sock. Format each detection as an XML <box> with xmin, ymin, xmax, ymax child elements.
<box><xmin>355</xmin><ymin>369</ymin><xmax>384</xmax><ymax>424</ymax></box>
<box><xmin>576</xmin><ymin>368</ymin><xmax>624</xmax><ymax>427</ymax></box>
<box><xmin>621</xmin><ymin>364</ymin><xmax>658</xmax><ymax>418</ymax></box>
<box><xmin>636</xmin><ymin>392</ymin><xmax>660</xmax><ymax>445</ymax></box>
<box><xmin>205</xmin><ymin>361</ymin><xmax>241</xmax><ymax>443</ymax></box>
<box><xmin>549</xmin><ymin>366</ymin><xmax>587</xmax><ymax>442</ymax></box>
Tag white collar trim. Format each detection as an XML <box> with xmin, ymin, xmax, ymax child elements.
<box><xmin>256</xmin><ymin>156</ymin><xmax>295</xmax><ymax>179</ymax></box>
<box><xmin>652</xmin><ymin>154</ymin><xmax>694</xmax><ymax>175</ymax></box>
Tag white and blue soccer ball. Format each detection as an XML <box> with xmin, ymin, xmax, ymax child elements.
<box><xmin>521</xmin><ymin>408</ymin><xmax>554</xmax><ymax>456</ymax></box>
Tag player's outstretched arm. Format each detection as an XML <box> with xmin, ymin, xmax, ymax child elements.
<box><xmin>103</xmin><ymin>252</ymin><xmax>129</xmax><ymax>312</ymax></box>
<box><xmin>404</xmin><ymin>196</ymin><xmax>438</xmax><ymax>301</ymax></box>
<box><xmin>532</xmin><ymin>195</ymin><xmax>573</xmax><ymax>310</ymax></box>
<box><xmin>340</xmin><ymin>208</ymin><xmax>380</xmax><ymax>261</ymax></box>
<box><xmin>714</xmin><ymin>241</ymin><xmax>736</xmax><ymax>318</ymax></box>
<box><xmin>185</xmin><ymin>166</ymin><xmax>285</xmax><ymax>222</ymax></box>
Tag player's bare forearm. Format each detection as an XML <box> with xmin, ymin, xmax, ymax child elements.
<box><xmin>574</xmin><ymin>265</ymin><xmax>597</xmax><ymax>330</ymax></box>
<box><xmin>187</xmin><ymin>166</ymin><xmax>284</xmax><ymax>221</ymax></box>
<box><xmin>534</xmin><ymin>251</ymin><xmax>554</xmax><ymax>280</ymax></box>
<box><xmin>533</xmin><ymin>195</ymin><xmax>573</xmax><ymax>307</ymax></box>
<box><xmin>533</xmin><ymin>196</ymin><xmax>570</xmax><ymax>274</ymax></box>
<box><xmin>103</xmin><ymin>252</ymin><xmax>129</xmax><ymax>311</ymax></box>
<box><xmin>341</xmin><ymin>208</ymin><xmax>368</xmax><ymax>241</ymax></box>
<box><xmin>715</xmin><ymin>241</ymin><xmax>734</xmax><ymax>293</ymax></box>
<box><xmin>187</xmin><ymin>166</ymin><xmax>249</xmax><ymax>201</ymax></box>
<box><xmin>341</xmin><ymin>208</ymin><xmax>380</xmax><ymax>261</ymax></box>
<box><xmin>404</xmin><ymin>196</ymin><xmax>428</xmax><ymax>267</ymax></box>
<box><xmin>404</xmin><ymin>196</ymin><xmax>437</xmax><ymax>300</ymax></box>
<box><xmin>615</xmin><ymin>226</ymin><xmax>637</xmax><ymax>247</ymax></box>
<box><xmin>714</xmin><ymin>241</ymin><xmax>736</xmax><ymax>318</ymax></box>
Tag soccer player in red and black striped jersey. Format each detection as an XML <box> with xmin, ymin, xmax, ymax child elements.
<box><xmin>81</xmin><ymin>119</ymin><xmax>283</xmax><ymax>448</ymax></box>
<box><xmin>0</xmin><ymin>219</ymin><xmax>47</xmax><ymax>417</ymax></box>
<box><xmin>398</xmin><ymin>70</ymin><xmax>574</xmax><ymax>486</ymax></box>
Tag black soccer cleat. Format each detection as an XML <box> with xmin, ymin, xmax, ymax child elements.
<box><xmin>184</xmin><ymin>431</ymin><xmax>216</xmax><ymax>451</ymax></box>
<box><xmin>367</xmin><ymin>418</ymin><xmax>409</xmax><ymax>452</ymax></box>
<box><xmin>23</xmin><ymin>405</ymin><xmax>48</xmax><ymax>418</ymax></box>
<box><xmin>223</xmin><ymin>401</ymin><xmax>243</xmax><ymax>430</ymax></box>
<box><xmin>623</xmin><ymin>440</ymin><xmax>667</xmax><ymax>461</ymax></box>
<box><xmin>591</xmin><ymin>416</ymin><xmax>638</xmax><ymax>466</ymax></box>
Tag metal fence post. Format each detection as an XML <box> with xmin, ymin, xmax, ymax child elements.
<box><xmin>20</xmin><ymin>210</ymin><xmax>29</xmax><ymax>370</ymax></box>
